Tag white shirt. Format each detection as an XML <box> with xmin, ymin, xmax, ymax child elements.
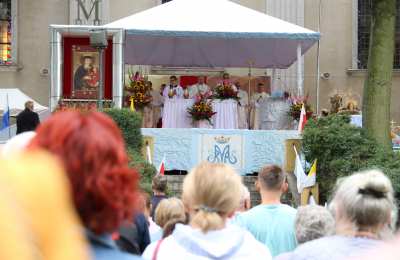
<box><xmin>189</xmin><ymin>84</ymin><xmax>210</xmax><ymax>98</ymax></box>
<box><xmin>237</xmin><ymin>89</ymin><xmax>249</xmax><ymax>106</ymax></box>
<box><xmin>162</xmin><ymin>84</ymin><xmax>184</xmax><ymax>99</ymax></box>
<box><xmin>251</xmin><ymin>92</ymin><xmax>269</xmax><ymax>107</ymax></box>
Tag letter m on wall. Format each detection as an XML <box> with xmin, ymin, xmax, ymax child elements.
<box><xmin>76</xmin><ymin>0</ymin><xmax>101</xmax><ymax>25</ymax></box>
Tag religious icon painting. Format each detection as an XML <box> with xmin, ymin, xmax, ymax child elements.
<box><xmin>71</xmin><ymin>45</ymin><xmax>100</xmax><ymax>98</ymax></box>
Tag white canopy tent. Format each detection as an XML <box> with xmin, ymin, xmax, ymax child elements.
<box><xmin>0</xmin><ymin>88</ymin><xmax>48</xmax><ymax>115</ymax></box>
<box><xmin>106</xmin><ymin>0</ymin><xmax>320</xmax><ymax>96</ymax></box>
<box><xmin>0</xmin><ymin>88</ymin><xmax>50</xmax><ymax>142</ymax></box>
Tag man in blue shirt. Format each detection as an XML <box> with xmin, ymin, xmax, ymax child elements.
<box><xmin>234</xmin><ymin>165</ymin><xmax>297</xmax><ymax>257</ymax></box>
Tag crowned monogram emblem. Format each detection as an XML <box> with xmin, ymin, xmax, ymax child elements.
<box><xmin>214</xmin><ymin>136</ymin><xmax>230</xmax><ymax>144</ymax></box>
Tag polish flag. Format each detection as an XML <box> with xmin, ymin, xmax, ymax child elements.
<box><xmin>158</xmin><ymin>154</ymin><xmax>166</xmax><ymax>175</ymax></box>
<box><xmin>298</xmin><ymin>104</ymin><xmax>308</xmax><ymax>133</ymax></box>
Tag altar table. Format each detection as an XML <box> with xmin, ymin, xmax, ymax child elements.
<box><xmin>162</xmin><ymin>99</ymin><xmax>194</xmax><ymax>128</ymax></box>
<box><xmin>212</xmin><ymin>99</ymin><xmax>239</xmax><ymax>129</ymax></box>
<box><xmin>162</xmin><ymin>98</ymin><xmax>239</xmax><ymax>129</ymax></box>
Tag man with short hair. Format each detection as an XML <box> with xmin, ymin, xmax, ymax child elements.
<box><xmin>189</xmin><ymin>76</ymin><xmax>210</xmax><ymax>98</ymax></box>
<box><xmin>234</xmin><ymin>165</ymin><xmax>297</xmax><ymax>257</ymax></box>
<box><xmin>162</xmin><ymin>75</ymin><xmax>184</xmax><ymax>99</ymax></box>
<box><xmin>16</xmin><ymin>101</ymin><xmax>40</xmax><ymax>134</ymax></box>
<box><xmin>150</xmin><ymin>175</ymin><xmax>168</xmax><ymax>219</ymax></box>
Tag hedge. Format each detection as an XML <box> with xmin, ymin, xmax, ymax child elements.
<box><xmin>302</xmin><ymin>114</ymin><xmax>400</xmax><ymax>203</ymax></box>
<box><xmin>103</xmin><ymin>108</ymin><xmax>143</xmax><ymax>153</ymax></box>
<box><xmin>104</xmin><ymin>108</ymin><xmax>157</xmax><ymax>194</ymax></box>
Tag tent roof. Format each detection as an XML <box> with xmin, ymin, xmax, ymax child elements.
<box><xmin>106</xmin><ymin>0</ymin><xmax>318</xmax><ymax>40</ymax></box>
<box><xmin>105</xmin><ymin>0</ymin><xmax>320</xmax><ymax>68</ymax></box>
<box><xmin>0</xmin><ymin>89</ymin><xmax>47</xmax><ymax>116</ymax></box>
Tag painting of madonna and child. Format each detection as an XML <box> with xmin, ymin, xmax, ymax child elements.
<box><xmin>72</xmin><ymin>45</ymin><xmax>100</xmax><ymax>99</ymax></box>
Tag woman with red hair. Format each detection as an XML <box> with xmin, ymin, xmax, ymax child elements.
<box><xmin>29</xmin><ymin>111</ymin><xmax>141</xmax><ymax>260</ymax></box>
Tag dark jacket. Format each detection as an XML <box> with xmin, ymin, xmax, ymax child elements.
<box><xmin>116</xmin><ymin>213</ymin><xmax>151</xmax><ymax>255</ymax></box>
<box><xmin>16</xmin><ymin>108</ymin><xmax>40</xmax><ymax>134</ymax></box>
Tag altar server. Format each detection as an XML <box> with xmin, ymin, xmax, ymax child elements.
<box><xmin>150</xmin><ymin>82</ymin><xmax>164</xmax><ymax>128</ymax></box>
<box><xmin>162</xmin><ymin>76</ymin><xmax>184</xmax><ymax>99</ymax></box>
<box><xmin>189</xmin><ymin>76</ymin><xmax>210</xmax><ymax>98</ymax></box>
<box><xmin>251</xmin><ymin>83</ymin><xmax>269</xmax><ymax>129</ymax></box>
<box><xmin>236</xmin><ymin>81</ymin><xmax>249</xmax><ymax>129</ymax></box>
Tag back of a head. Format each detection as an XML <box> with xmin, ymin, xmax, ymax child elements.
<box><xmin>28</xmin><ymin>111</ymin><xmax>139</xmax><ymax>235</ymax></box>
<box><xmin>182</xmin><ymin>162</ymin><xmax>242</xmax><ymax>233</ymax></box>
<box><xmin>24</xmin><ymin>101</ymin><xmax>34</xmax><ymax>110</ymax></box>
<box><xmin>295</xmin><ymin>205</ymin><xmax>335</xmax><ymax>244</ymax></box>
<box><xmin>258</xmin><ymin>165</ymin><xmax>285</xmax><ymax>191</ymax></box>
<box><xmin>155</xmin><ymin>197</ymin><xmax>186</xmax><ymax>228</ymax></box>
<box><xmin>152</xmin><ymin>175</ymin><xmax>168</xmax><ymax>193</ymax></box>
<box><xmin>331</xmin><ymin>169</ymin><xmax>396</xmax><ymax>237</ymax></box>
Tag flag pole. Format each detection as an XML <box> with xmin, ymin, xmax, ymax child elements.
<box><xmin>6</xmin><ymin>93</ymin><xmax>10</xmax><ymax>139</ymax></box>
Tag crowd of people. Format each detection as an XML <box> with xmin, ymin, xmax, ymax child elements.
<box><xmin>1</xmin><ymin>110</ymin><xmax>400</xmax><ymax>260</ymax></box>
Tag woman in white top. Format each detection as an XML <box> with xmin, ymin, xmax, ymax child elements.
<box><xmin>142</xmin><ymin>162</ymin><xmax>272</xmax><ymax>260</ymax></box>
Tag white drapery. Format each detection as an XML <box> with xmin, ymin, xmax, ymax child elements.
<box><xmin>162</xmin><ymin>99</ymin><xmax>194</xmax><ymax>128</ymax></box>
<box><xmin>212</xmin><ymin>99</ymin><xmax>239</xmax><ymax>129</ymax></box>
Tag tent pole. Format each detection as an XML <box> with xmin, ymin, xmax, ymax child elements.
<box><xmin>316</xmin><ymin>0</ymin><xmax>322</xmax><ymax>115</ymax></box>
<box><xmin>248</xmin><ymin>64</ymin><xmax>252</xmax><ymax>129</ymax></box>
<box><xmin>297</xmin><ymin>43</ymin><xmax>303</xmax><ymax>97</ymax></box>
<box><xmin>272</xmin><ymin>67</ymin><xmax>276</xmax><ymax>94</ymax></box>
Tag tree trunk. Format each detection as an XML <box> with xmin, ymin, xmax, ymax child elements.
<box><xmin>363</xmin><ymin>0</ymin><xmax>396</xmax><ymax>151</ymax></box>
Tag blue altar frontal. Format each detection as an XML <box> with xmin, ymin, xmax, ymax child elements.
<box><xmin>142</xmin><ymin>128</ymin><xmax>299</xmax><ymax>175</ymax></box>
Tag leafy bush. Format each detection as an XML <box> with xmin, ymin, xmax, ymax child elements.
<box><xmin>128</xmin><ymin>148</ymin><xmax>157</xmax><ymax>194</ymax></box>
<box><xmin>103</xmin><ymin>108</ymin><xmax>143</xmax><ymax>152</ymax></box>
<box><xmin>103</xmin><ymin>108</ymin><xmax>156</xmax><ymax>194</ymax></box>
<box><xmin>302</xmin><ymin>114</ymin><xmax>400</xmax><ymax>202</ymax></box>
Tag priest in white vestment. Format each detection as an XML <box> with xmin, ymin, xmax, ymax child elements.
<box><xmin>189</xmin><ymin>76</ymin><xmax>210</xmax><ymax>98</ymax></box>
<box><xmin>251</xmin><ymin>83</ymin><xmax>269</xmax><ymax>129</ymax></box>
<box><xmin>235</xmin><ymin>82</ymin><xmax>249</xmax><ymax>129</ymax></box>
<box><xmin>162</xmin><ymin>75</ymin><xmax>184</xmax><ymax>99</ymax></box>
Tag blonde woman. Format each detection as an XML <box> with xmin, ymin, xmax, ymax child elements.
<box><xmin>143</xmin><ymin>162</ymin><xmax>272</xmax><ymax>260</ymax></box>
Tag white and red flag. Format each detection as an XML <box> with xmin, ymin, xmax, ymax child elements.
<box><xmin>298</xmin><ymin>104</ymin><xmax>308</xmax><ymax>133</ymax></box>
<box><xmin>157</xmin><ymin>154</ymin><xmax>166</xmax><ymax>175</ymax></box>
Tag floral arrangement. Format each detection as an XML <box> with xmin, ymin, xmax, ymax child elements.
<box><xmin>288</xmin><ymin>96</ymin><xmax>313</xmax><ymax>120</ymax></box>
<box><xmin>213</xmin><ymin>81</ymin><xmax>240</xmax><ymax>101</ymax></box>
<box><xmin>124</xmin><ymin>71</ymin><xmax>152</xmax><ymax>109</ymax></box>
<box><xmin>187</xmin><ymin>91</ymin><xmax>216</xmax><ymax>124</ymax></box>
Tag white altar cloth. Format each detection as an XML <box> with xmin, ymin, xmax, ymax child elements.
<box><xmin>162</xmin><ymin>99</ymin><xmax>194</xmax><ymax>128</ymax></box>
<box><xmin>212</xmin><ymin>99</ymin><xmax>239</xmax><ymax>129</ymax></box>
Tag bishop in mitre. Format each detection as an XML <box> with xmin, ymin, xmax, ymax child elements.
<box><xmin>235</xmin><ymin>81</ymin><xmax>249</xmax><ymax>129</ymax></box>
<box><xmin>189</xmin><ymin>76</ymin><xmax>210</xmax><ymax>98</ymax></box>
<box><xmin>251</xmin><ymin>82</ymin><xmax>269</xmax><ymax>129</ymax></box>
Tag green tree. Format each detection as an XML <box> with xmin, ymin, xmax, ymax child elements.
<box><xmin>363</xmin><ymin>0</ymin><xmax>396</xmax><ymax>151</ymax></box>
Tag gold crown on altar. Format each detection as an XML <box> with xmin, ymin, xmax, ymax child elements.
<box><xmin>214</xmin><ymin>136</ymin><xmax>230</xmax><ymax>144</ymax></box>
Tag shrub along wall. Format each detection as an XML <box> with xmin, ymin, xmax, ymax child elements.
<box><xmin>104</xmin><ymin>109</ymin><xmax>157</xmax><ymax>193</ymax></box>
<box><xmin>302</xmin><ymin>115</ymin><xmax>400</xmax><ymax>203</ymax></box>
